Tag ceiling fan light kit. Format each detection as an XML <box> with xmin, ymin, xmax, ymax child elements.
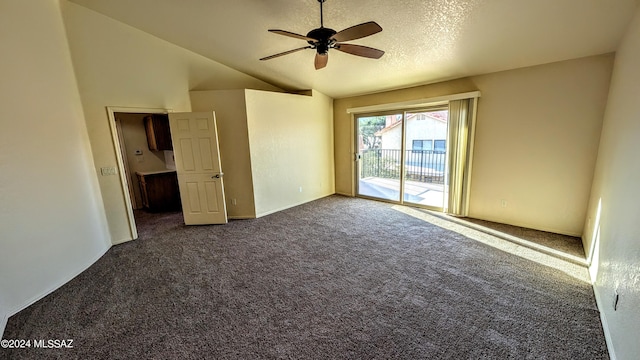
<box><xmin>260</xmin><ymin>0</ymin><xmax>385</xmax><ymax>70</ymax></box>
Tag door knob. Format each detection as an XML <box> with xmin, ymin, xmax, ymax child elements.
<box><xmin>212</xmin><ymin>173</ymin><xmax>224</xmax><ymax>179</ymax></box>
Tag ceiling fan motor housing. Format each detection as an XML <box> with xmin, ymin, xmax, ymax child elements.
<box><xmin>307</xmin><ymin>27</ymin><xmax>337</xmax><ymax>54</ymax></box>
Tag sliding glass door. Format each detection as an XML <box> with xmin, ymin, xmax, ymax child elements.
<box><xmin>356</xmin><ymin>113</ymin><xmax>404</xmax><ymax>202</ymax></box>
<box><xmin>356</xmin><ymin>108</ymin><xmax>449</xmax><ymax>210</ymax></box>
<box><xmin>403</xmin><ymin>109</ymin><xmax>448</xmax><ymax>209</ymax></box>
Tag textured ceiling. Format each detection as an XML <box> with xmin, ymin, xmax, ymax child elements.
<box><xmin>68</xmin><ymin>0</ymin><xmax>636</xmax><ymax>98</ymax></box>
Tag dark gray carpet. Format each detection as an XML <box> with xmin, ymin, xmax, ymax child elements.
<box><xmin>456</xmin><ymin>218</ymin><xmax>585</xmax><ymax>259</ymax></box>
<box><xmin>2</xmin><ymin>195</ymin><xmax>608</xmax><ymax>359</ymax></box>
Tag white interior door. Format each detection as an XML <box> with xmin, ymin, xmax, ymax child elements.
<box><xmin>169</xmin><ymin>112</ymin><xmax>227</xmax><ymax>225</ymax></box>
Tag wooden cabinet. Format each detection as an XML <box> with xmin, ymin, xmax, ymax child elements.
<box><xmin>144</xmin><ymin>114</ymin><xmax>173</xmax><ymax>151</ymax></box>
<box><xmin>136</xmin><ymin>171</ymin><xmax>181</xmax><ymax>212</ymax></box>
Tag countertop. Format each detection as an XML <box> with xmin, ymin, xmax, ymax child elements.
<box><xmin>135</xmin><ymin>169</ymin><xmax>176</xmax><ymax>176</ymax></box>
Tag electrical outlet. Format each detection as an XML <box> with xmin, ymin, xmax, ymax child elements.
<box><xmin>232</xmin><ymin>198</ymin><xmax>237</xmax><ymax>206</ymax></box>
<box><xmin>100</xmin><ymin>167</ymin><xmax>117</xmax><ymax>176</ymax></box>
<box><xmin>501</xmin><ymin>199</ymin><xmax>507</xmax><ymax>208</ymax></box>
<box><xmin>299</xmin><ymin>186</ymin><xmax>303</xmax><ymax>193</ymax></box>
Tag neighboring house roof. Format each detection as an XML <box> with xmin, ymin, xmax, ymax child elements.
<box><xmin>375</xmin><ymin>112</ymin><xmax>447</xmax><ymax>136</ymax></box>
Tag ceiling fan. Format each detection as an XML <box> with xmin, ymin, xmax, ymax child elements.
<box><xmin>260</xmin><ymin>0</ymin><xmax>385</xmax><ymax>70</ymax></box>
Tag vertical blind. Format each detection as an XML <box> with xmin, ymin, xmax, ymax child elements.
<box><xmin>446</xmin><ymin>98</ymin><xmax>476</xmax><ymax>216</ymax></box>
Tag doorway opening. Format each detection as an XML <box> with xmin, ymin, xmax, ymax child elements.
<box><xmin>355</xmin><ymin>106</ymin><xmax>450</xmax><ymax>211</ymax></box>
<box><xmin>107</xmin><ymin>107</ymin><xmax>181</xmax><ymax>240</ymax></box>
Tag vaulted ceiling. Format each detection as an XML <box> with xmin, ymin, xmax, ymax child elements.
<box><xmin>68</xmin><ymin>0</ymin><xmax>637</xmax><ymax>98</ymax></box>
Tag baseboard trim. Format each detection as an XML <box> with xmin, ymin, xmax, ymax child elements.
<box><xmin>112</xmin><ymin>237</ymin><xmax>134</xmax><ymax>245</ymax></box>
<box><xmin>592</xmin><ymin>284</ymin><xmax>617</xmax><ymax>360</ymax></box>
<box><xmin>423</xmin><ymin>210</ymin><xmax>588</xmax><ymax>267</ymax></box>
<box><xmin>255</xmin><ymin>193</ymin><xmax>334</xmax><ymax>218</ymax></box>
<box><xmin>335</xmin><ymin>191</ymin><xmax>353</xmax><ymax>197</ymax></box>
<box><xmin>465</xmin><ymin>214</ymin><xmax>582</xmax><ymax>238</ymax></box>
<box><xmin>7</xmin><ymin>245</ymin><xmax>110</xmax><ymax>322</ymax></box>
<box><xmin>0</xmin><ymin>309</ymin><xmax>8</xmax><ymax>339</ymax></box>
<box><xmin>228</xmin><ymin>215</ymin><xmax>256</xmax><ymax>220</ymax></box>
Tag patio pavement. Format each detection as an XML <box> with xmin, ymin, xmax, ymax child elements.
<box><xmin>358</xmin><ymin>177</ymin><xmax>446</xmax><ymax>208</ymax></box>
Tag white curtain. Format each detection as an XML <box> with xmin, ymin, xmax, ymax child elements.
<box><xmin>446</xmin><ymin>98</ymin><xmax>476</xmax><ymax>216</ymax></box>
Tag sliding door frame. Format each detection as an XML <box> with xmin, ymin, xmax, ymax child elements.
<box><xmin>354</xmin><ymin>110</ymin><xmax>406</xmax><ymax>205</ymax></box>
<box><xmin>348</xmin><ymin>91</ymin><xmax>481</xmax><ymax>213</ymax></box>
<box><xmin>403</xmin><ymin>105</ymin><xmax>450</xmax><ymax>211</ymax></box>
<box><xmin>354</xmin><ymin>104</ymin><xmax>450</xmax><ymax>211</ymax></box>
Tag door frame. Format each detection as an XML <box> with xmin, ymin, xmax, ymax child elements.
<box><xmin>354</xmin><ymin>110</ymin><xmax>406</xmax><ymax>205</ymax></box>
<box><xmin>106</xmin><ymin>106</ymin><xmax>173</xmax><ymax>241</ymax></box>
<box><xmin>354</xmin><ymin>106</ymin><xmax>449</xmax><ymax>211</ymax></box>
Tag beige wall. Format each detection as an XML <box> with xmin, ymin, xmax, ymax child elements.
<box><xmin>61</xmin><ymin>1</ymin><xmax>281</xmax><ymax>243</ymax></box>
<box><xmin>0</xmin><ymin>0</ymin><xmax>110</xmax><ymax>332</ymax></box>
<box><xmin>116</xmin><ymin>113</ymin><xmax>170</xmax><ymax>208</ymax></box>
<box><xmin>191</xmin><ymin>89</ymin><xmax>336</xmax><ymax>218</ymax></box>
<box><xmin>469</xmin><ymin>55</ymin><xmax>613</xmax><ymax>235</ymax></box>
<box><xmin>583</xmin><ymin>6</ymin><xmax>640</xmax><ymax>359</ymax></box>
<box><xmin>190</xmin><ymin>90</ymin><xmax>256</xmax><ymax>218</ymax></box>
<box><xmin>334</xmin><ymin>55</ymin><xmax>613</xmax><ymax>236</ymax></box>
<box><xmin>245</xmin><ymin>90</ymin><xmax>335</xmax><ymax>217</ymax></box>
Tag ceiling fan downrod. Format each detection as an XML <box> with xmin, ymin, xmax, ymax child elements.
<box><xmin>319</xmin><ymin>0</ymin><xmax>326</xmax><ymax>28</ymax></box>
<box><xmin>309</xmin><ymin>0</ymin><xmax>335</xmax><ymax>55</ymax></box>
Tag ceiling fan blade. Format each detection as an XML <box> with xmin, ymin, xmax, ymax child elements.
<box><xmin>315</xmin><ymin>53</ymin><xmax>328</xmax><ymax>70</ymax></box>
<box><xmin>334</xmin><ymin>43</ymin><xmax>384</xmax><ymax>59</ymax></box>
<box><xmin>268</xmin><ymin>29</ymin><xmax>316</xmax><ymax>42</ymax></box>
<box><xmin>260</xmin><ymin>46</ymin><xmax>312</xmax><ymax>61</ymax></box>
<box><xmin>332</xmin><ymin>21</ymin><xmax>382</xmax><ymax>42</ymax></box>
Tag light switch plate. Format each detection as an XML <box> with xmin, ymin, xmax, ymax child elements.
<box><xmin>100</xmin><ymin>167</ymin><xmax>117</xmax><ymax>176</ymax></box>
